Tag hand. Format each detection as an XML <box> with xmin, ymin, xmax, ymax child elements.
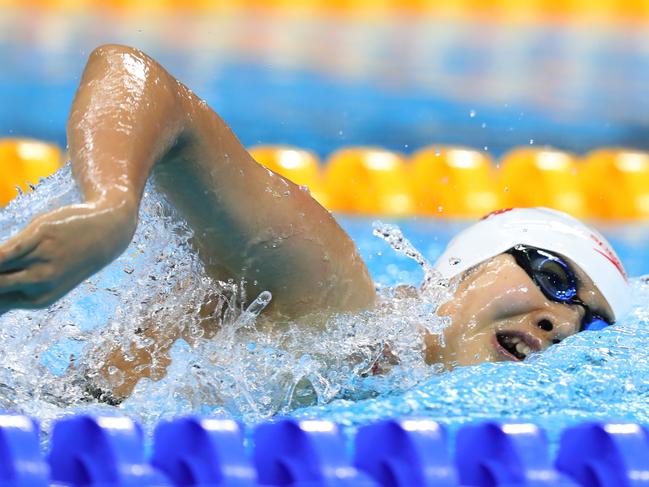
<box><xmin>0</xmin><ymin>200</ymin><xmax>137</xmax><ymax>314</ymax></box>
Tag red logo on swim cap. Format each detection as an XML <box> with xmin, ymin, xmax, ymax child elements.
<box><xmin>590</xmin><ymin>234</ymin><xmax>628</xmax><ymax>281</ymax></box>
<box><xmin>481</xmin><ymin>208</ymin><xmax>513</xmax><ymax>220</ymax></box>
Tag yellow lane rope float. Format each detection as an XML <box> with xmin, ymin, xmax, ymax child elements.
<box><xmin>0</xmin><ymin>139</ymin><xmax>62</xmax><ymax>206</ymax></box>
<box><xmin>6</xmin><ymin>0</ymin><xmax>649</xmax><ymax>24</ymax></box>
<box><xmin>497</xmin><ymin>148</ymin><xmax>585</xmax><ymax>218</ymax></box>
<box><xmin>2</xmin><ymin>138</ymin><xmax>649</xmax><ymax>220</ymax></box>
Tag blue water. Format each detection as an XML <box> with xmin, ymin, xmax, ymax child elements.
<box><xmin>2</xmin><ymin>14</ymin><xmax>649</xmax><ymax>443</ymax></box>
<box><xmin>1</xmin><ymin>167</ymin><xmax>648</xmax><ymax>449</ymax></box>
<box><xmin>304</xmin><ymin>219</ymin><xmax>649</xmax><ymax>446</ymax></box>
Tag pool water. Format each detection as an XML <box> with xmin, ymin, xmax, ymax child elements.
<box><xmin>1</xmin><ymin>165</ymin><xmax>649</xmax><ymax>450</ymax></box>
<box><xmin>3</xmin><ymin>10</ymin><xmax>649</xmax><ymax>447</ymax></box>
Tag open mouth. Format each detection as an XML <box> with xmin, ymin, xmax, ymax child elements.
<box><xmin>494</xmin><ymin>331</ymin><xmax>541</xmax><ymax>361</ymax></box>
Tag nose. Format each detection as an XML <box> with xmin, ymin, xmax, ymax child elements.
<box><xmin>532</xmin><ymin>303</ymin><xmax>583</xmax><ymax>344</ymax></box>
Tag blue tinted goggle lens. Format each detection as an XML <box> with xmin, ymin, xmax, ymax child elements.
<box><xmin>508</xmin><ymin>246</ymin><xmax>578</xmax><ymax>302</ymax></box>
<box><xmin>583</xmin><ymin>317</ymin><xmax>609</xmax><ymax>331</ymax></box>
<box><xmin>506</xmin><ymin>245</ymin><xmax>612</xmax><ymax>332</ymax></box>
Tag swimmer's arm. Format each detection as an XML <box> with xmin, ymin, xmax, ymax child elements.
<box><xmin>0</xmin><ymin>44</ymin><xmax>375</xmax><ymax>317</ymax></box>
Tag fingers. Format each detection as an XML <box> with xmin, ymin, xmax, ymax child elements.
<box><xmin>0</xmin><ymin>263</ymin><xmax>60</xmax><ymax>312</ymax></box>
<box><xmin>0</xmin><ymin>230</ymin><xmax>41</xmax><ymax>272</ymax></box>
<box><xmin>0</xmin><ymin>270</ymin><xmax>30</xmax><ymax>294</ymax></box>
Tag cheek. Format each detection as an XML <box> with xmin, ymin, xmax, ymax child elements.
<box><xmin>441</xmin><ymin>320</ymin><xmax>499</xmax><ymax>366</ymax></box>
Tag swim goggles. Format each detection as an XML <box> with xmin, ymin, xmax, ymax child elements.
<box><xmin>505</xmin><ymin>245</ymin><xmax>612</xmax><ymax>332</ymax></box>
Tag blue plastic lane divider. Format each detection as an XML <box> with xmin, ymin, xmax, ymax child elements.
<box><xmin>48</xmin><ymin>415</ymin><xmax>171</xmax><ymax>487</ymax></box>
<box><xmin>7</xmin><ymin>412</ymin><xmax>649</xmax><ymax>487</ymax></box>
<box><xmin>151</xmin><ymin>417</ymin><xmax>257</xmax><ymax>486</ymax></box>
<box><xmin>455</xmin><ymin>422</ymin><xmax>577</xmax><ymax>487</ymax></box>
<box><xmin>354</xmin><ymin>418</ymin><xmax>456</xmax><ymax>486</ymax></box>
<box><xmin>0</xmin><ymin>415</ymin><xmax>49</xmax><ymax>487</ymax></box>
<box><xmin>556</xmin><ymin>422</ymin><xmax>649</xmax><ymax>487</ymax></box>
<box><xmin>253</xmin><ymin>418</ymin><xmax>378</xmax><ymax>486</ymax></box>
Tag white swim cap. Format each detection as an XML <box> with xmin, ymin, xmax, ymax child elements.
<box><xmin>434</xmin><ymin>207</ymin><xmax>631</xmax><ymax>321</ymax></box>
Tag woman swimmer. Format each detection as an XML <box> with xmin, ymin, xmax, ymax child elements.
<box><xmin>0</xmin><ymin>45</ymin><xmax>631</xmax><ymax>400</ymax></box>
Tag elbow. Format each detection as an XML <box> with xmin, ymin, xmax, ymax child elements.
<box><xmin>88</xmin><ymin>44</ymin><xmax>148</xmax><ymax>65</ymax></box>
<box><xmin>84</xmin><ymin>44</ymin><xmax>167</xmax><ymax>86</ymax></box>
<box><xmin>77</xmin><ymin>43</ymin><xmax>179</xmax><ymax>113</ymax></box>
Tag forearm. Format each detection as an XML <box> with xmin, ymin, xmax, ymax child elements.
<box><xmin>67</xmin><ymin>44</ymin><xmax>184</xmax><ymax>210</ymax></box>
<box><xmin>66</xmin><ymin>44</ymin><xmax>375</xmax><ymax>317</ymax></box>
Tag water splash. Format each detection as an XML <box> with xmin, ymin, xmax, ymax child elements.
<box><xmin>295</xmin><ymin>278</ymin><xmax>649</xmax><ymax>449</ymax></box>
<box><xmin>0</xmin><ymin>165</ymin><xmax>449</xmax><ymax>430</ymax></box>
<box><xmin>4</xmin><ymin>165</ymin><xmax>648</xmax><ymax>451</ymax></box>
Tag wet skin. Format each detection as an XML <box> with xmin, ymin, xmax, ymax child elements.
<box><xmin>0</xmin><ymin>45</ymin><xmax>616</xmax><ymax>398</ymax></box>
<box><xmin>425</xmin><ymin>253</ymin><xmax>614</xmax><ymax>367</ymax></box>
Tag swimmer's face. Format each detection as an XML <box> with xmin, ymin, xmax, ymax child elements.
<box><xmin>425</xmin><ymin>252</ymin><xmax>614</xmax><ymax>367</ymax></box>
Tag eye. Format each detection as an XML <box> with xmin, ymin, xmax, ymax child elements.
<box><xmin>530</xmin><ymin>254</ymin><xmax>577</xmax><ymax>301</ymax></box>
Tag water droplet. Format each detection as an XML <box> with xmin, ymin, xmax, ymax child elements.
<box><xmin>247</xmin><ymin>291</ymin><xmax>273</xmax><ymax>317</ymax></box>
<box><xmin>106</xmin><ymin>366</ymin><xmax>124</xmax><ymax>387</ymax></box>
<box><xmin>529</xmin><ymin>139</ymin><xmax>535</xmax><ymax>145</ymax></box>
<box><xmin>437</xmin><ymin>206</ymin><xmax>444</xmax><ymax>213</ymax></box>
<box><xmin>504</xmin><ymin>186</ymin><xmax>510</xmax><ymax>193</ymax></box>
<box><xmin>469</xmin><ymin>109</ymin><xmax>476</xmax><ymax>118</ymax></box>
<box><xmin>481</xmin><ymin>122</ymin><xmax>487</xmax><ymax>128</ymax></box>
<box><xmin>483</xmin><ymin>146</ymin><xmax>489</xmax><ymax>151</ymax></box>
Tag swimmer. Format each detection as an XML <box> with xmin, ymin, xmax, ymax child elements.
<box><xmin>0</xmin><ymin>45</ymin><xmax>631</xmax><ymax>400</ymax></box>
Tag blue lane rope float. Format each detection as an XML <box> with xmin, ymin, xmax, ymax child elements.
<box><xmin>354</xmin><ymin>418</ymin><xmax>456</xmax><ymax>486</ymax></box>
<box><xmin>455</xmin><ymin>422</ymin><xmax>576</xmax><ymax>486</ymax></box>
<box><xmin>254</xmin><ymin>418</ymin><xmax>377</xmax><ymax>486</ymax></box>
<box><xmin>151</xmin><ymin>417</ymin><xmax>257</xmax><ymax>486</ymax></box>
<box><xmin>1</xmin><ymin>413</ymin><xmax>649</xmax><ymax>486</ymax></box>
<box><xmin>48</xmin><ymin>415</ymin><xmax>171</xmax><ymax>487</ymax></box>
<box><xmin>556</xmin><ymin>422</ymin><xmax>649</xmax><ymax>487</ymax></box>
<box><xmin>0</xmin><ymin>415</ymin><xmax>48</xmax><ymax>486</ymax></box>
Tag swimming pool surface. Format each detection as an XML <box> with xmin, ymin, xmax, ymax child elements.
<box><xmin>0</xmin><ymin>165</ymin><xmax>648</xmax><ymax>454</ymax></box>
<box><xmin>2</xmin><ymin>9</ymin><xmax>649</xmax><ymax>451</ymax></box>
